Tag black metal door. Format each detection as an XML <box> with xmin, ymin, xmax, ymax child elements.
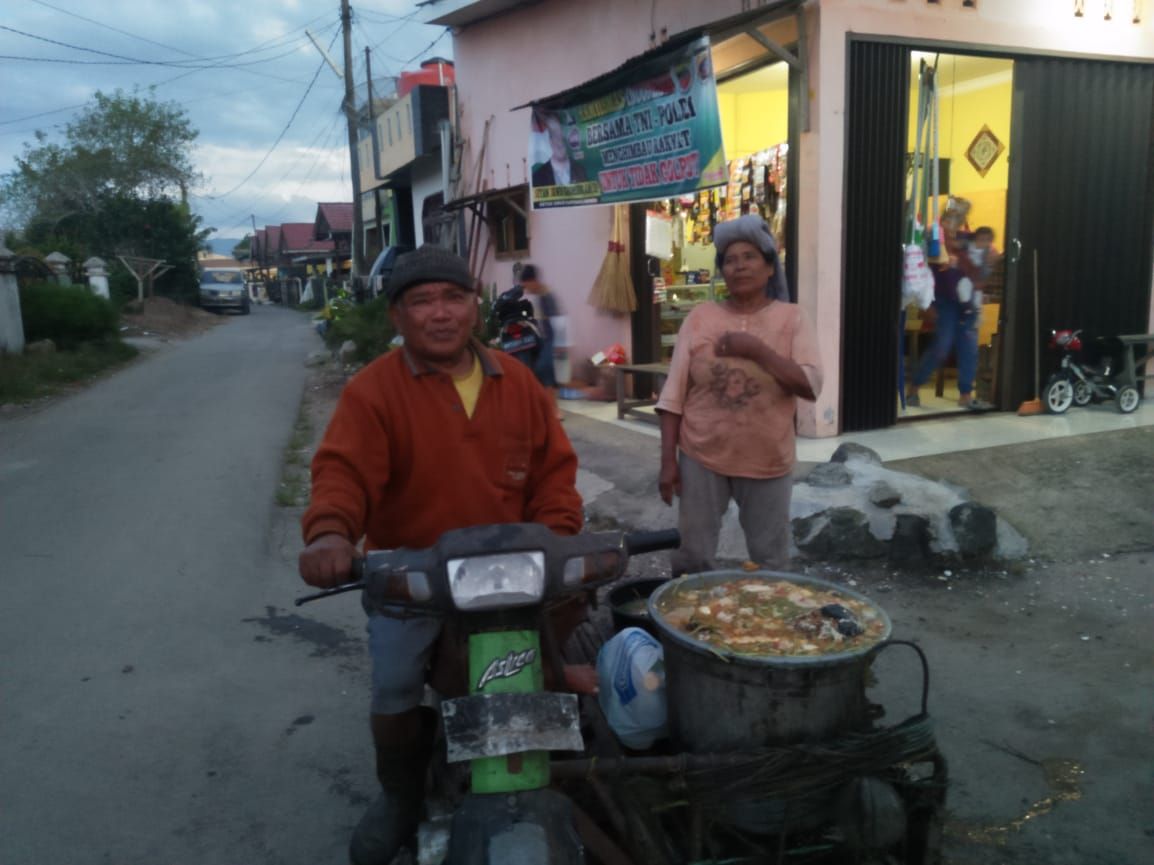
<box><xmin>1003</xmin><ymin>59</ymin><xmax>1154</xmax><ymax>408</ymax></box>
<box><xmin>841</xmin><ymin>41</ymin><xmax>910</xmax><ymax>432</ymax></box>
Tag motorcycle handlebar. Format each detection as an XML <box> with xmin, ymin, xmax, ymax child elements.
<box><xmin>348</xmin><ymin>557</ymin><xmax>366</xmax><ymax>583</ymax></box>
<box><xmin>625</xmin><ymin>529</ymin><xmax>680</xmax><ymax>556</ymax></box>
<box><xmin>296</xmin><ymin>526</ymin><xmax>680</xmax><ymax>607</ymax></box>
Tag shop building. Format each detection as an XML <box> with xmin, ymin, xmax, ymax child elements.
<box><xmin>424</xmin><ymin>0</ymin><xmax>1154</xmax><ymax>436</ymax></box>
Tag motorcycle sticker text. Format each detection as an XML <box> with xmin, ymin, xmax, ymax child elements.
<box><xmin>476</xmin><ymin>648</ymin><xmax>537</xmax><ymax>691</ymax></box>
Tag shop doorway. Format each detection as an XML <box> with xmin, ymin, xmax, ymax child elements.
<box><xmin>900</xmin><ymin>53</ymin><xmax>1013</xmax><ymax>419</ymax></box>
<box><xmin>843</xmin><ymin>42</ymin><xmax>1154</xmax><ymax>432</ymax></box>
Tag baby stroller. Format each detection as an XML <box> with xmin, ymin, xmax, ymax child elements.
<box><xmin>1044</xmin><ymin>328</ymin><xmax>1150</xmax><ymax>414</ymax></box>
<box><xmin>490</xmin><ymin>285</ymin><xmax>542</xmax><ymax>368</ymax></box>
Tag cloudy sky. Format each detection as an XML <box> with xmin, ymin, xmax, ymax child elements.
<box><xmin>0</xmin><ymin>0</ymin><xmax>450</xmax><ymax>241</ymax></box>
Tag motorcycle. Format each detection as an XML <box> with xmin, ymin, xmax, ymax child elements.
<box><xmin>1043</xmin><ymin>328</ymin><xmax>1142</xmax><ymax>414</ymax></box>
<box><xmin>297</xmin><ymin>522</ymin><xmax>680</xmax><ymax>864</ymax></box>
<box><xmin>490</xmin><ymin>285</ymin><xmax>543</xmax><ymax>368</ymax></box>
<box><xmin>298</xmin><ymin>522</ymin><xmax>948</xmax><ymax>865</ymax></box>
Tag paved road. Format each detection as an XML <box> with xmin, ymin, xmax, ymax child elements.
<box><xmin>0</xmin><ymin>307</ymin><xmax>368</xmax><ymax>864</ymax></box>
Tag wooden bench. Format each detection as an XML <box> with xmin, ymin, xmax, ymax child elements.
<box><xmin>613</xmin><ymin>362</ymin><xmax>671</xmax><ymax>424</ymax></box>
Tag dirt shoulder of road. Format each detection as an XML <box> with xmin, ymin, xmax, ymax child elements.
<box><xmin>119</xmin><ymin>296</ymin><xmax>223</xmax><ymax>339</ymax></box>
<box><xmin>269</xmin><ymin>356</ymin><xmax>350</xmax><ymax>566</ymax></box>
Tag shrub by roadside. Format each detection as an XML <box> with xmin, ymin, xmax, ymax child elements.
<box><xmin>319</xmin><ymin>293</ymin><xmax>396</xmax><ymax>363</ymax></box>
<box><xmin>19</xmin><ymin>281</ymin><xmax>118</xmax><ymax>348</ymax></box>
<box><xmin>2</xmin><ymin>280</ymin><xmax>137</xmax><ymax>407</ymax></box>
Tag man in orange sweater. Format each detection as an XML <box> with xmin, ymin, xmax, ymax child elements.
<box><xmin>298</xmin><ymin>245</ymin><xmax>583</xmax><ymax>865</ymax></box>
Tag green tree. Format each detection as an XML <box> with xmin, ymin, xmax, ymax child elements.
<box><xmin>2</xmin><ymin>88</ymin><xmax>201</xmax><ymax>231</ymax></box>
<box><xmin>232</xmin><ymin>235</ymin><xmax>252</xmax><ymax>261</ymax></box>
<box><xmin>0</xmin><ymin>88</ymin><xmax>208</xmax><ymax>303</ymax></box>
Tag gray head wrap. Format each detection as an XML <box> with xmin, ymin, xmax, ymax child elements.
<box><xmin>713</xmin><ymin>214</ymin><xmax>789</xmax><ymax>302</ymax></box>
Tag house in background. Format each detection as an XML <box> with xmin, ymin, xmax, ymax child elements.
<box><xmin>315</xmin><ymin>203</ymin><xmax>353</xmax><ymax>267</ymax></box>
<box><xmin>357</xmin><ymin>58</ymin><xmax>458</xmax><ymax>262</ymax></box>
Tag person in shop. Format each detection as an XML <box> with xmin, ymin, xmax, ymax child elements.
<box><xmin>966</xmin><ymin>226</ymin><xmax>1000</xmax><ymax>287</ymax></box>
<box><xmin>531</xmin><ymin>111</ymin><xmax>587</xmax><ymax>187</ymax></box>
<box><xmin>655</xmin><ymin>214</ymin><xmax>823</xmax><ymax>575</ymax></box>
<box><xmin>519</xmin><ymin>263</ymin><xmax>566</xmax><ymax>420</ymax></box>
<box><xmin>905</xmin><ymin>201</ymin><xmax>992</xmax><ymax>411</ymax></box>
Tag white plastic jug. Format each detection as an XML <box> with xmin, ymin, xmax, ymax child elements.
<box><xmin>596</xmin><ymin>627</ymin><xmax>668</xmax><ymax>749</ymax></box>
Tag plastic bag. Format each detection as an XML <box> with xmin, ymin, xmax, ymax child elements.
<box><xmin>604</xmin><ymin>343</ymin><xmax>627</xmax><ymax>365</ymax></box>
<box><xmin>596</xmin><ymin>627</ymin><xmax>667</xmax><ymax>749</ymax></box>
<box><xmin>902</xmin><ymin>244</ymin><xmax>935</xmax><ymax>310</ymax></box>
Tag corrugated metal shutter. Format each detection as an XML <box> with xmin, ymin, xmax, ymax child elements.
<box><xmin>1005</xmin><ymin>59</ymin><xmax>1154</xmax><ymax>407</ymax></box>
<box><xmin>841</xmin><ymin>41</ymin><xmax>910</xmax><ymax>432</ymax></box>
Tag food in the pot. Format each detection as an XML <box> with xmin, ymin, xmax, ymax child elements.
<box><xmin>820</xmin><ymin>603</ymin><xmax>864</xmax><ymax>637</ymax></box>
<box><xmin>653</xmin><ymin>578</ymin><xmax>885</xmax><ymax>656</ymax></box>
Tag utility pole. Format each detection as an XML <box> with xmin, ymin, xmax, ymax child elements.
<box><xmin>341</xmin><ymin>0</ymin><xmax>364</xmax><ymax>280</ymax></box>
<box><xmin>365</xmin><ymin>47</ymin><xmax>381</xmax><ymax>251</ymax></box>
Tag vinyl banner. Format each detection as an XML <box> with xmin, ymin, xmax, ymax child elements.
<box><xmin>529</xmin><ymin>35</ymin><xmax>726</xmax><ymax>210</ymax></box>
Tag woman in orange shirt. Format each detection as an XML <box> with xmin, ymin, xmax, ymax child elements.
<box><xmin>656</xmin><ymin>215</ymin><xmax>823</xmax><ymax>575</ymax></box>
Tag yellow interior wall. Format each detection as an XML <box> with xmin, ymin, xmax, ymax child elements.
<box><xmin>907</xmin><ymin>57</ymin><xmax>1013</xmax><ymax>244</ymax></box>
<box><xmin>732</xmin><ymin>89</ymin><xmax>789</xmax><ymax>158</ymax></box>
<box><xmin>717</xmin><ymin>82</ymin><xmax>789</xmax><ymax>162</ymax></box>
<box><xmin>718</xmin><ymin>92</ymin><xmax>738</xmax><ymax>159</ymax></box>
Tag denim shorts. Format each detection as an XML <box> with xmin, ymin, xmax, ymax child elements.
<box><xmin>367</xmin><ymin>612</ymin><xmax>443</xmax><ymax>715</ymax></box>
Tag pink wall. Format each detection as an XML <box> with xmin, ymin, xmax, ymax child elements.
<box><xmin>453</xmin><ymin>0</ymin><xmax>1154</xmax><ymax>434</ymax></box>
<box><xmin>453</xmin><ymin>0</ymin><xmax>752</xmax><ymax>382</ymax></box>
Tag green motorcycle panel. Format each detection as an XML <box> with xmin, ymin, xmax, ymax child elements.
<box><xmin>468</xmin><ymin>629</ymin><xmax>549</xmax><ymax>793</ymax></box>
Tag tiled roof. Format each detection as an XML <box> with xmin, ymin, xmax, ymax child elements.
<box><xmin>279</xmin><ymin>223</ymin><xmax>317</xmax><ymax>251</ymax></box>
<box><xmin>316</xmin><ymin>202</ymin><xmax>353</xmax><ymax>234</ymax></box>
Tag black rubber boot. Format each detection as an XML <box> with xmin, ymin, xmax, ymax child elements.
<box><xmin>348</xmin><ymin>711</ymin><xmax>435</xmax><ymax>865</ymax></box>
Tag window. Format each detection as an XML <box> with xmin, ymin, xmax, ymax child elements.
<box><xmin>487</xmin><ymin>192</ymin><xmax>529</xmax><ymax>258</ymax></box>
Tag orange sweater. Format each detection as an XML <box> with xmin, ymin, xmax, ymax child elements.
<box><xmin>302</xmin><ymin>342</ymin><xmax>583</xmax><ymax>550</ymax></box>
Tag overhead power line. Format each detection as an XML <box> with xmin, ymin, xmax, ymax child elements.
<box><xmin>210</xmin><ymin>116</ymin><xmax>346</xmax><ymax>235</ymax></box>
<box><xmin>29</xmin><ymin>0</ymin><xmax>200</xmax><ymax>58</ymax></box>
<box><xmin>0</xmin><ymin>23</ymin><xmax>311</xmax><ymax>70</ymax></box>
<box><xmin>204</xmin><ymin>50</ymin><xmax>333</xmax><ymax>201</ymax></box>
<box><xmin>403</xmin><ymin>29</ymin><xmax>450</xmax><ymax>67</ymax></box>
<box><xmin>25</xmin><ymin>1</ymin><xmax>334</xmax><ymax>65</ymax></box>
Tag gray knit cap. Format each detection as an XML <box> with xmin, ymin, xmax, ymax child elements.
<box><xmin>386</xmin><ymin>244</ymin><xmax>474</xmax><ymax>303</ymax></box>
<box><xmin>713</xmin><ymin>214</ymin><xmax>789</xmax><ymax>301</ymax></box>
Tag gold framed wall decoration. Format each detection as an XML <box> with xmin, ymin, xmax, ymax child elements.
<box><xmin>966</xmin><ymin>125</ymin><xmax>1005</xmax><ymax>178</ymax></box>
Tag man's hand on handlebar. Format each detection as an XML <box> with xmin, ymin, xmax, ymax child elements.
<box><xmin>299</xmin><ymin>533</ymin><xmax>360</xmax><ymax>588</ymax></box>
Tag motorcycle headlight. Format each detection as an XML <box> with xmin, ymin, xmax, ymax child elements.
<box><xmin>447</xmin><ymin>551</ymin><xmax>546</xmax><ymax>611</ymax></box>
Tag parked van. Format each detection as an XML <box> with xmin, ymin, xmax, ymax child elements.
<box><xmin>199</xmin><ymin>267</ymin><xmax>250</xmax><ymax>314</ymax></box>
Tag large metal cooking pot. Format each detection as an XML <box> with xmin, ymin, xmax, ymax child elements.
<box><xmin>647</xmin><ymin>570</ymin><xmax>892</xmax><ymax>753</ymax></box>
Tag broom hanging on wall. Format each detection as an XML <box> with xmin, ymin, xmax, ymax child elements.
<box><xmin>588</xmin><ymin>204</ymin><xmax>636</xmax><ymax>314</ymax></box>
